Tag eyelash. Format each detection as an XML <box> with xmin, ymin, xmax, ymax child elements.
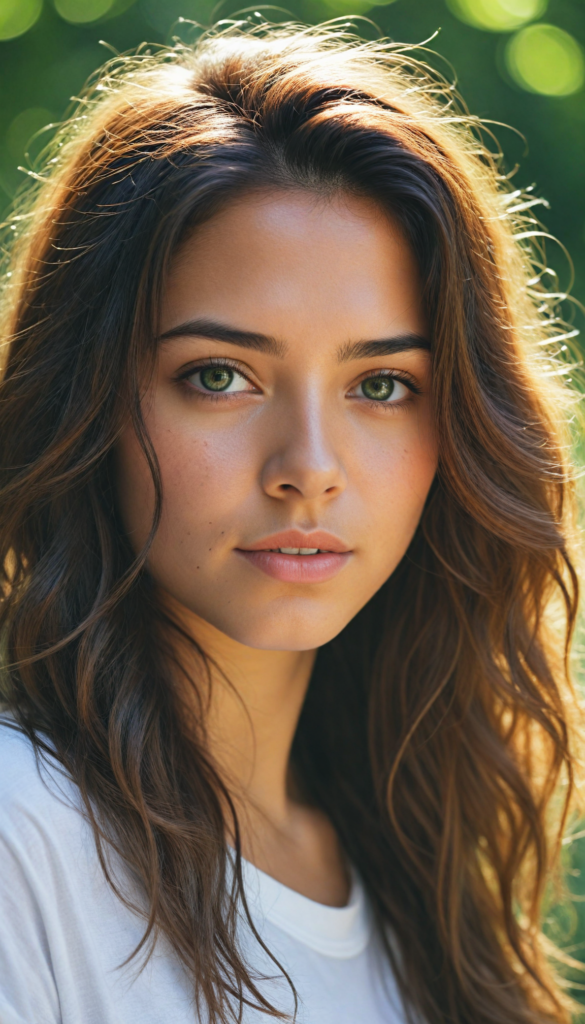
<box><xmin>354</xmin><ymin>368</ymin><xmax>423</xmax><ymax>409</ymax></box>
<box><xmin>175</xmin><ymin>358</ymin><xmax>257</xmax><ymax>399</ymax></box>
<box><xmin>175</xmin><ymin>358</ymin><xmax>423</xmax><ymax>406</ymax></box>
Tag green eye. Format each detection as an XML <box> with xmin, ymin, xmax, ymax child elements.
<box><xmin>360</xmin><ymin>376</ymin><xmax>395</xmax><ymax>401</ymax></box>
<box><xmin>199</xmin><ymin>366</ymin><xmax>234</xmax><ymax>391</ymax></box>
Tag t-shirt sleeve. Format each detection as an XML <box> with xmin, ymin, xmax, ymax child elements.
<box><xmin>0</xmin><ymin>826</ymin><xmax>61</xmax><ymax>1024</ymax></box>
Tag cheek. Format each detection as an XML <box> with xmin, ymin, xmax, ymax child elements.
<box><xmin>123</xmin><ymin>417</ymin><xmax>256</xmax><ymax>551</ymax></box>
<box><xmin>354</xmin><ymin>409</ymin><xmax>437</xmax><ymax>561</ymax></box>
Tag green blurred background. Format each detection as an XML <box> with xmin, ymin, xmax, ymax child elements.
<box><xmin>1</xmin><ymin>0</ymin><xmax>585</xmax><ymax>998</ymax></box>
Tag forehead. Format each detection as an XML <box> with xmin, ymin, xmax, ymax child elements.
<box><xmin>161</xmin><ymin>191</ymin><xmax>428</xmax><ymax>347</ymax></box>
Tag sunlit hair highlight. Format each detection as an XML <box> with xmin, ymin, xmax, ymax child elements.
<box><xmin>0</xmin><ymin>21</ymin><xmax>583</xmax><ymax>1024</ymax></box>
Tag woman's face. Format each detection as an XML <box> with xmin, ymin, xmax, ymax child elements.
<box><xmin>117</xmin><ymin>191</ymin><xmax>437</xmax><ymax>650</ymax></box>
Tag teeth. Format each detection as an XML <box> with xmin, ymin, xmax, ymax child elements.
<box><xmin>278</xmin><ymin>547</ymin><xmax>320</xmax><ymax>555</ymax></box>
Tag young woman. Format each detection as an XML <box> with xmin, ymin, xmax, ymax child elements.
<box><xmin>0</xmin><ymin>22</ymin><xmax>581</xmax><ymax>1024</ymax></box>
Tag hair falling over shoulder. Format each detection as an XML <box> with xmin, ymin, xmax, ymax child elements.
<box><xmin>0</xmin><ymin>20</ymin><xmax>583</xmax><ymax>1024</ymax></box>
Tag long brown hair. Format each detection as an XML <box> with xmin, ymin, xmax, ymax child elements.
<box><xmin>0</xmin><ymin>22</ymin><xmax>582</xmax><ymax>1024</ymax></box>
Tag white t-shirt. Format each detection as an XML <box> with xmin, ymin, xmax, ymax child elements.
<box><xmin>0</xmin><ymin>720</ymin><xmax>407</xmax><ymax>1024</ymax></box>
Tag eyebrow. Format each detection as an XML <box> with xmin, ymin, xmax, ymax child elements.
<box><xmin>158</xmin><ymin>318</ymin><xmax>286</xmax><ymax>357</ymax></box>
<box><xmin>159</xmin><ymin>317</ymin><xmax>430</xmax><ymax>361</ymax></box>
<box><xmin>337</xmin><ymin>333</ymin><xmax>430</xmax><ymax>362</ymax></box>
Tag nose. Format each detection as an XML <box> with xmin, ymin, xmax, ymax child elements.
<box><xmin>260</xmin><ymin>390</ymin><xmax>347</xmax><ymax>503</ymax></box>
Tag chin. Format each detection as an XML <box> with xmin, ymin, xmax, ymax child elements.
<box><xmin>211</xmin><ymin>605</ymin><xmax>351</xmax><ymax>652</ymax></box>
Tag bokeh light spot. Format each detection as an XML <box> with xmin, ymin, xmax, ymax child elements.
<box><xmin>505</xmin><ymin>24</ymin><xmax>585</xmax><ymax>96</ymax></box>
<box><xmin>6</xmin><ymin>108</ymin><xmax>53</xmax><ymax>160</ymax></box>
<box><xmin>54</xmin><ymin>0</ymin><xmax>115</xmax><ymax>23</ymax></box>
<box><xmin>0</xmin><ymin>0</ymin><xmax>42</xmax><ymax>40</ymax></box>
<box><xmin>446</xmin><ymin>0</ymin><xmax>547</xmax><ymax>32</ymax></box>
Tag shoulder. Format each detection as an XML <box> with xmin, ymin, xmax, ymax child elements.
<box><xmin>0</xmin><ymin>714</ymin><xmax>83</xmax><ymax>847</ymax></box>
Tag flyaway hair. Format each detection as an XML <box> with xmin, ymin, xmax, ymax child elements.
<box><xmin>0</xmin><ymin>21</ymin><xmax>582</xmax><ymax>1024</ymax></box>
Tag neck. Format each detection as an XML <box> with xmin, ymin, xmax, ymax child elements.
<box><xmin>165</xmin><ymin>595</ymin><xmax>315</xmax><ymax>826</ymax></box>
<box><xmin>201</xmin><ymin>620</ymin><xmax>315</xmax><ymax>826</ymax></box>
<box><xmin>163</xmin><ymin>594</ymin><xmax>350</xmax><ymax>906</ymax></box>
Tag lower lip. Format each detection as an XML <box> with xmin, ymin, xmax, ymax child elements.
<box><xmin>236</xmin><ymin>550</ymin><xmax>351</xmax><ymax>583</ymax></box>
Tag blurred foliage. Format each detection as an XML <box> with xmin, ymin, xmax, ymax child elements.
<box><xmin>1</xmin><ymin>0</ymin><xmax>585</xmax><ymax>1001</ymax></box>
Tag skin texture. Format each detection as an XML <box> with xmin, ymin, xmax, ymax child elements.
<box><xmin>116</xmin><ymin>191</ymin><xmax>437</xmax><ymax>906</ymax></box>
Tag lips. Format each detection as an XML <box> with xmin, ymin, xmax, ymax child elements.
<box><xmin>236</xmin><ymin>530</ymin><xmax>352</xmax><ymax>583</ymax></box>
<box><xmin>239</xmin><ymin>530</ymin><xmax>350</xmax><ymax>554</ymax></box>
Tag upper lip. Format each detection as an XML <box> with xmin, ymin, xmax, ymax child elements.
<box><xmin>238</xmin><ymin>530</ymin><xmax>351</xmax><ymax>553</ymax></box>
